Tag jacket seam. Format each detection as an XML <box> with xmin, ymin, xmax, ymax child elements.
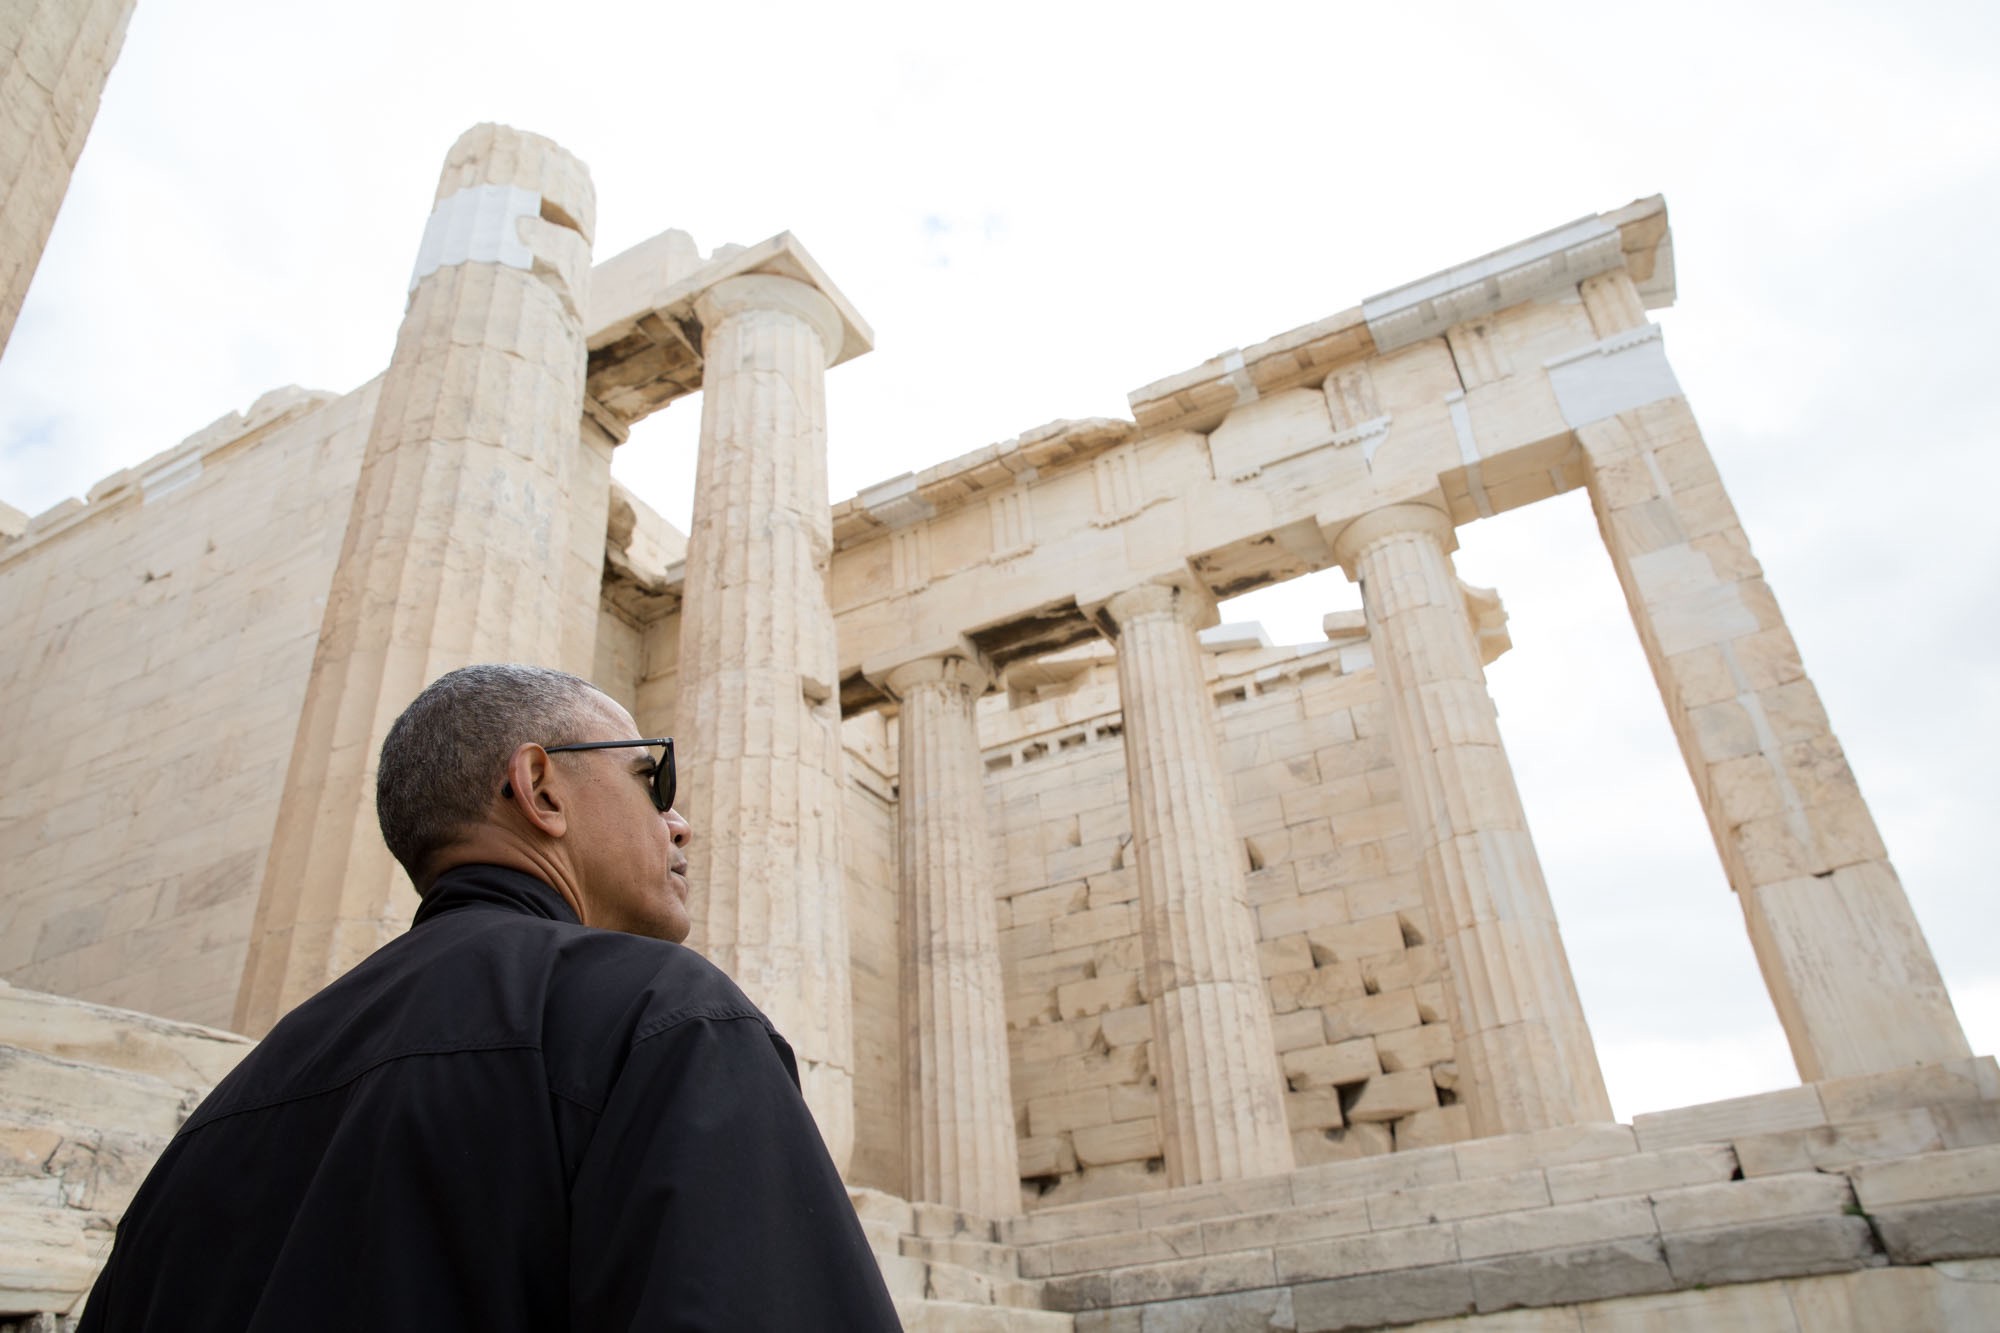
<box><xmin>630</xmin><ymin>1002</ymin><xmax>771</xmax><ymax>1048</ymax></box>
<box><xmin>180</xmin><ymin>1040</ymin><xmax>542</xmax><ymax>1135</ymax></box>
<box><xmin>548</xmin><ymin>1083</ymin><xmax>603</xmax><ymax>1114</ymax></box>
<box><xmin>549</xmin><ymin>1009</ymin><xmax>774</xmax><ymax>1115</ymax></box>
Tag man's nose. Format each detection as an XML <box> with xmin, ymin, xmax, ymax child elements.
<box><xmin>664</xmin><ymin>807</ymin><xmax>691</xmax><ymax>848</ymax></box>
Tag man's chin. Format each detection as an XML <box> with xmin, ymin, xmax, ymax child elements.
<box><xmin>661</xmin><ymin>878</ymin><xmax>692</xmax><ymax>944</ymax></box>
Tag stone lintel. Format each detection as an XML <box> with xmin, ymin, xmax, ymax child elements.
<box><xmin>1361</xmin><ymin>213</ymin><xmax>1625</xmax><ymax>353</ymax></box>
<box><xmin>1198</xmin><ymin>621</ymin><xmax>1274</xmax><ymax>654</ymax></box>
<box><xmin>830</xmin><ymin>418</ymin><xmax>1134</xmax><ymax>548</ymax></box>
<box><xmin>1121</xmin><ymin>197</ymin><xmax>1673</xmax><ymax>438</ymax></box>
<box><xmin>589</xmin><ymin>228</ymin><xmax>871</xmax><ymax>362</ymax></box>
<box><xmin>1603</xmin><ymin>193</ymin><xmax>1675</xmax><ymax>309</ymax></box>
<box><xmin>1124</xmin><ymin>308</ymin><xmax>1374</xmax><ymax>435</ymax></box>
<box><xmin>584</xmin><ymin>230</ymin><xmax>873</xmax><ymax>429</ymax></box>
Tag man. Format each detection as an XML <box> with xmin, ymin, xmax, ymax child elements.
<box><xmin>79</xmin><ymin>663</ymin><xmax>902</xmax><ymax>1331</ymax></box>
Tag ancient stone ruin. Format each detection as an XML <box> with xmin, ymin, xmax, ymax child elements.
<box><xmin>2</xmin><ymin>9</ymin><xmax>1997</xmax><ymax>1327</ymax></box>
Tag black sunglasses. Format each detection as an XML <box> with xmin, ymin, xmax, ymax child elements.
<box><xmin>541</xmin><ymin>738</ymin><xmax>676</xmax><ymax>811</ymax></box>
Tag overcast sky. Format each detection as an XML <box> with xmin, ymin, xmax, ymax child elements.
<box><xmin>4</xmin><ymin>0</ymin><xmax>1996</xmax><ymax>1119</ymax></box>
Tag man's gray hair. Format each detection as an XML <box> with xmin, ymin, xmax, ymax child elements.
<box><xmin>377</xmin><ymin>663</ymin><xmax>603</xmax><ymax>886</ymax></box>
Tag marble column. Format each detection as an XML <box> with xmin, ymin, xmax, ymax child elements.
<box><xmin>1574</xmin><ymin>353</ymin><xmax>1968</xmax><ymax>1080</ymax></box>
<box><xmin>0</xmin><ymin>0</ymin><xmax>139</xmax><ymax>359</ymax></box>
<box><xmin>1330</xmin><ymin>503</ymin><xmax>1612</xmax><ymax>1136</ymax></box>
<box><xmin>679</xmin><ymin>273</ymin><xmax>856</xmax><ymax>1170</ymax></box>
<box><xmin>557</xmin><ymin>416</ymin><xmax>621</xmax><ymax>677</ymax></box>
<box><xmin>1104</xmin><ymin>583</ymin><xmax>1294</xmax><ymax>1186</ymax></box>
<box><xmin>235</xmin><ymin>124</ymin><xmax>596</xmax><ymax>1034</ymax></box>
<box><xmin>884</xmin><ymin>651</ymin><xmax>1020</xmax><ymax>1216</ymax></box>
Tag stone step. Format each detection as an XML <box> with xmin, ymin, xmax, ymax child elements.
<box><xmin>867</xmin><ymin>1066</ymin><xmax>2000</xmax><ymax>1328</ymax></box>
<box><xmin>925</xmin><ymin>1258</ymin><xmax>1041</xmax><ymax>1310</ymax></box>
<box><xmin>0</xmin><ymin>1188</ymin><xmax>111</xmax><ymax>1318</ymax></box>
<box><xmin>850</xmin><ymin>1185</ymin><xmax>916</xmax><ymax>1235</ymax></box>
<box><xmin>909</xmin><ymin>1199</ymin><xmax>1002</xmax><ymax>1243</ymax></box>
<box><xmin>874</xmin><ymin>1247</ymin><xmax>1042</xmax><ymax>1310</ymax></box>
<box><xmin>895</xmin><ymin>1299</ymin><xmax>1073</xmax><ymax>1332</ymax></box>
<box><xmin>0</xmin><ymin>1048</ymin><xmax>195</xmax><ymax>1143</ymax></box>
<box><xmin>860</xmin><ymin>1215</ymin><xmax>905</xmax><ymax>1265</ymax></box>
<box><xmin>0</xmin><ymin>983</ymin><xmax>251</xmax><ymax>1090</ymax></box>
<box><xmin>901</xmin><ymin>1231</ymin><xmax>1021</xmax><ymax>1278</ymax></box>
<box><xmin>1003</xmin><ymin>1058</ymin><xmax>2000</xmax><ymax>1258</ymax></box>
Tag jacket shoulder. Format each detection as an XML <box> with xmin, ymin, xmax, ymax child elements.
<box><xmin>540</xmin><ymin>930</ymin><xmax>779</xmax><ymax>1106</ymax></box>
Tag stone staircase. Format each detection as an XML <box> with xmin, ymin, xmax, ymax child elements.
<box><xmin>851</xmin><ymin>1188</ymin><xmax>1073</xmax><ymax>1330</ymax></box>
<box><xmin>0</xmin><ymin>983</ymin><xmax>253</xmax><ymax>1323</ymax></box>
<box><xmin>861</xmin><ymin>1057</ymin><xmax>2000</xmax><ymax>1331</ymax></box>
<box><xmin>7</xmin><ymin>976</ymin><xmax>1996</xmax><ymax>1333</ymax></box>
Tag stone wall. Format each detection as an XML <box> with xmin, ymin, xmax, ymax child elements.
<box><xmin>0</xmin><ymin>387</ymin><xmax>369</xmax><ymax>1028</ymax></box>
<box><xmin>987</xmin><ymin>630</ymin><xmax>1469</xmax><ymax>1208</ymax></box>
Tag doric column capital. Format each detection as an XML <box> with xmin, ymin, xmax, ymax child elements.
<box><xmin>866</xmin><ymin>637</ymin><xmax>994</xmax><ymax>701</ymax></box>
<box><xmin>882</xmin><ymin>650</ymin><xmax>992</xmax><ymax>701</ymax></box>
<box><xmin>1324</xmin><ymin>501</ymin><xmax>1457</xmax><ymax>576</ymax></box>
<box><xmin>1099</xmin><ymin>580</ymin><xmax>1216</xmax><ymax>637</ymax></box>
<box><xmin>695</xmin><ymin>273</ymin><xmax>846</xmax><ymax>364</ymax></box>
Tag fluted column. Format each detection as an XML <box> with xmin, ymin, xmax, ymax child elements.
<box><xmin>0</xmin><ymin>0</ymin><xmax>138</xmax><ymax>359</ymax></box>
<box><xmin>1577</xmin><ymin>383</ymin><xmax>1968</xmax><ymax>1079</ymax></box>
<box><xmin>235</xmin><ymin>125</ymin><xmax>596</xmax><ymax>1034</ymax></box>
<box><xmin>884</xmin><ymin>652</ymin><xmax>1019</xmax><ymax>1216</ymax></box>
<box><xmin>679</xmin><ymin>273</ymin><xmax>855</xmax><ymax>1170</ymax></box>
<box><xmin>1331</xmin><ymin>503</ymin><xmax>1611</xmax><ymax>1136</ymax></box>
<box><xmin>556</xmin><ymin>417</ymin><xmax>619</xmax><ymax>677</ymax></box>
<box><xmin>1104</xmin><ymin>583</ymin><xmax>1294</xmax><ymax>1186</ymax></box>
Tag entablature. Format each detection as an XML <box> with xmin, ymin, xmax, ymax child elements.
<box><xmin>602</xmin><ymin>198</ymin><xmax>1675</xmax><ymax>720</ymax></box>
<box><xmin>821</xmin><ymin>197</ymin><xmax>1677</xmax><ymax>709</ymax></box>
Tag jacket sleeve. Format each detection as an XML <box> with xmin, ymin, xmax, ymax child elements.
<box><xmin>567</xmin><ymin>1009</ymin><xmax>904</xmax><ymax>1331</ymax></box>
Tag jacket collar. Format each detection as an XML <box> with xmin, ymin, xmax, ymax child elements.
<box><xmin>411</xmin><ymin>863</ymin><xmax>580</xmax><ymax>929</ymax></box>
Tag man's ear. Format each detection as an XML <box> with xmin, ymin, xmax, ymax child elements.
<box><xmin>501</xmin><ymin>744</ymin><xmax>569</xmax><ymax>839</ymax></box>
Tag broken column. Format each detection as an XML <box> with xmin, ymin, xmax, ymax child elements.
<box><xmin>678</xmin><ymin>273</ymin><xmax>855</xmax><ymax>1170</ymax></box>
<box><xmin>1102</xmin><ymin>582</ymin><xmax>1294</xmax><ymax>1186</ymax></box>
<box><xmin>0</xmin><ymin>0</ymin><xmax>139</xmax><ymax>359</ymax></box>
<box><xmin>235</xmin><ymin>124</ymin><xmax>595</xmax><ymax>1034</ymax></box>
<box><xmin>882</xmin><ymin>648</ymin><xmax>1020</xmax><ymax>1216</ymax></box>
<box><xmin>1571</xmin><ymin>289</ymin><xmax>1968</xmax><ymax>1079</ymax></box>
<box><xmin>1329</xmin><ymin>502</ymin><xmax>1612</xmax><ymax>1136</ymax></box>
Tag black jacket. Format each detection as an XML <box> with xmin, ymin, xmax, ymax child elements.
<box><xmin>78</xmin><ymin>864</ymin><xmax>902</xmax><ymax>1331</ymax></box>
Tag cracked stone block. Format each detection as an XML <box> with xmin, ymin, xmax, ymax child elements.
<box><xmin>1872</xmin><ymin>1197</ymin><xmax>2000</xmax><ymax>1264</ymax></box>
<box><xmin>1292</xmin><ymin>1263</ymin><xmax>1474</xmax><ymax>1331</ymax></box>
<box><xmin>1464</xmin><ymin>1237</ymin><xmax>1675</xmax><ymax>1312</ymax></box>
<box><xmin>1661</xmin><ymin>1214</ymin><xmax>1876</xmax><ymax>1286</ymax></box>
